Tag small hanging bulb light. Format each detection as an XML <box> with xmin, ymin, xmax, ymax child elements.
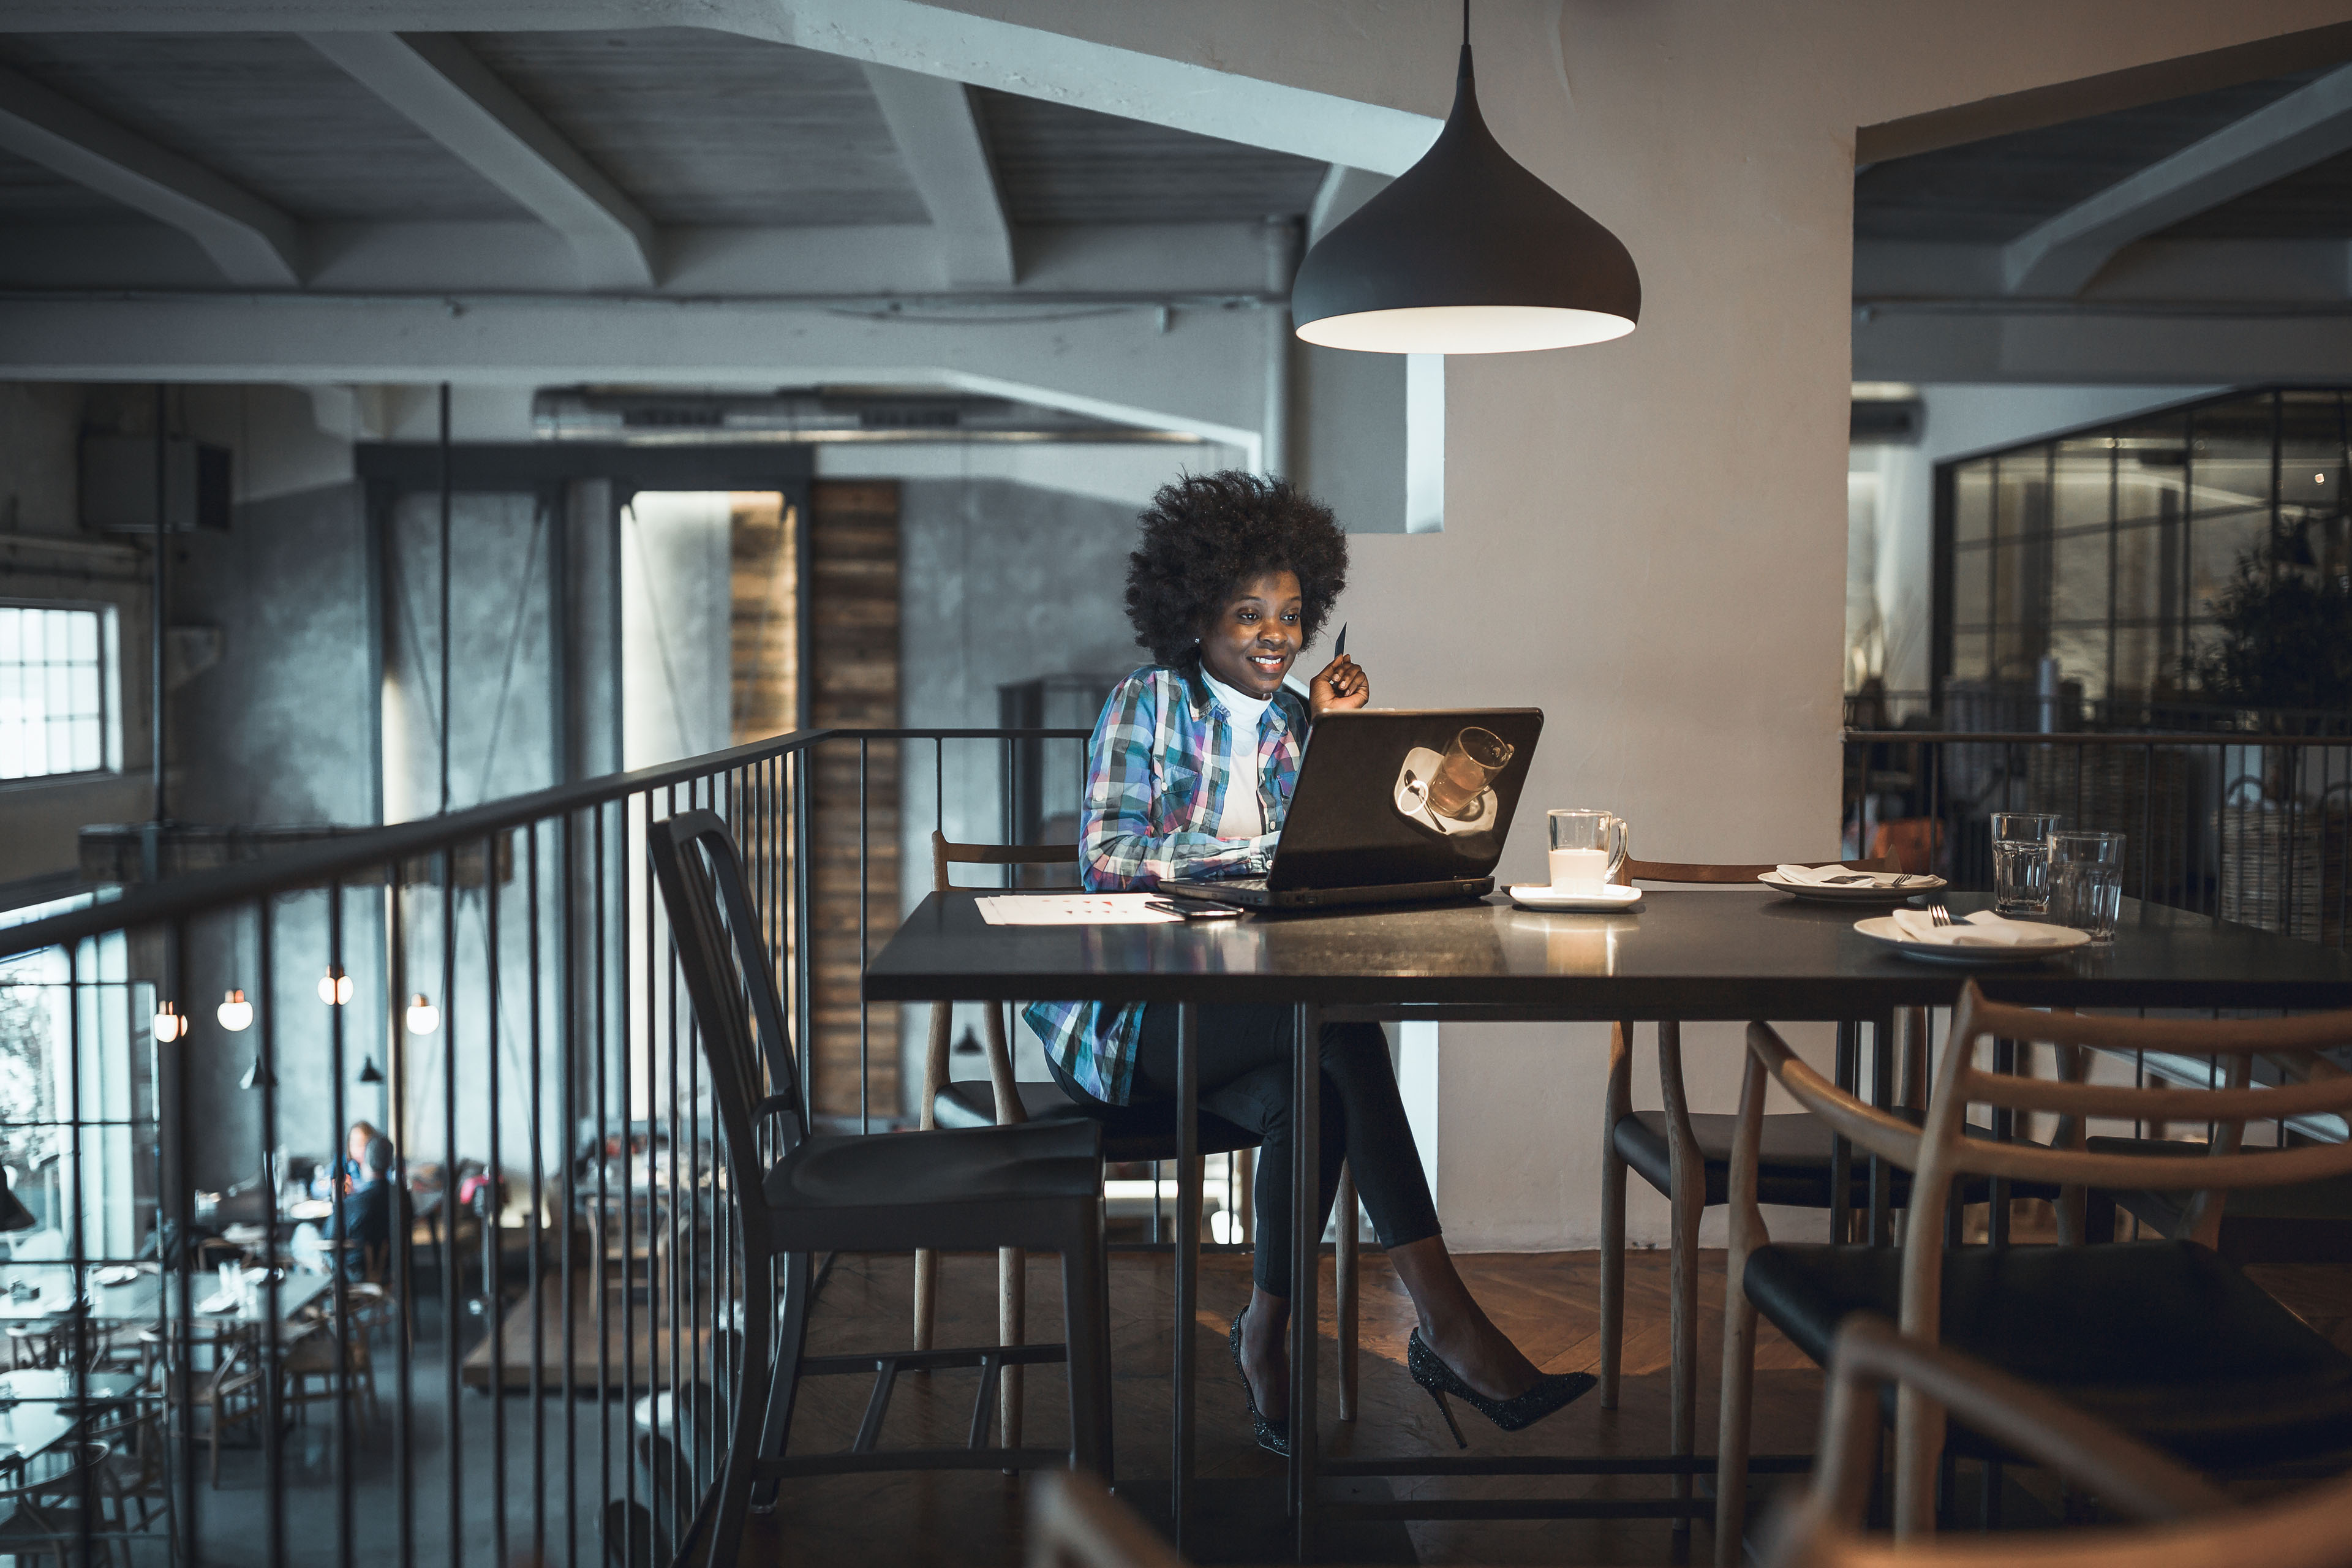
<box><xmin>216</xmin><ymin>989</ymin><xmax>254</xmax><ymax>1033</ymax></box>
<box><xmin>152</xmin><ymin>1002</ymin><xmax>186</xmax><ymax>1044</ymax></box>
<box><xmin>405</xmin><ymin>993</ymin><xmax>440</xmax><ymax>1036</ymax></box>
<box><xmin>317</xmin><ymin>966</ymin><xmax>353</xmax><ymax>1006</ymax></box>
<box><xmin>357</xmin><ymin>1056</ymin><xmax>385</xmax><ymax>1085</ymax></box>
<box><xmin>1290</xmin><ymin>0</ymin><xmax>1640</xmax><ymax>354</ymax></box>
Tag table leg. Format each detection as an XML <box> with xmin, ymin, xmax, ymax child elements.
<box><xmin>1172</xmin><ymin>1001</ymin><xmax>1199</xmax><ymax>1550</ymax></box>
<box><xmin>1291</xmin><ymin>1001</ymin><xmax>1320</xmax><ymax>1559</ymax></box>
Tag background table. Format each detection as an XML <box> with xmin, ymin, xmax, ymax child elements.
<box><xmin>869</xmin><ymin>888</ymin><xmax>2352</xmax><ymax>1556</ymax></box>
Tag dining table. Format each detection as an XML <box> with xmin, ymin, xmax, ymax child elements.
<box><xmin>867</xmin><ymin>884</ymin><xmax>2352</xmax><ymax>1556</ymax></box>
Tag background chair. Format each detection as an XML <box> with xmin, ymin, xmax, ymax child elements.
<box><xmin>1597</xmin><ymin>852</ymin><xmax>1898</xmax><ymax>1526</ymax></box>
<box><xmin>1716</xmin><ymin>985</ymin><xmax>2352</xmax><ymax>1561</ymax></box>
<box><xmin>911</xmin><ymin>832</ymin><xmax>1366</xmax><ymax>1428</ymax></box>
<box><xmin>0</xmin><ymin>1441</ymin><xmax>126</xmax><ymax>1568</ymax></box>
<box><xmin>650</xmin><ymin>810</ymin><xmax>1112</xmax><ymax>1567</ymax></box>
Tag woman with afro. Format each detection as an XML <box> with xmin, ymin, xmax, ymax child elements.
<box><xmin>1023</xmin><ymin>472</ymin><xmax>1587</xmax><ymax>1453</ymax></box>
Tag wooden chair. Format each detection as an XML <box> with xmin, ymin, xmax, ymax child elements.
<box><xmin>0</xmin><ymin>1441</ymin><xmax>127</xmax><ymax>1568</ymax></box>
<box><xmin>86</xmin><ymin>1404</ymin><xmax>175</xmax><ymax>1546</ymax></box>
<box><xmin>1759</xmin><ymin>1312</ymin><xmax>2352</xmax><ymax>1568</ymax></box>
<box><xmin>154</xmin><ymin>1330</ymin><xmax>268</xmax><ymax>1488</ymax></box>
<box><xmin>281</xmin><ymin>1311</ymin><xmax>378</xmax><ymax>1427</ymax></box>
<box><xmin>911</xmin><ymin>832</ymin><xmax>1365</xmax><ymax>1435</ymax></box>
<box><xmin>1597</xmin><ymin>852</ymin><xmax>1899</xmax><ymax>1526</ymax></box>
<box><xmin>1717</xmin><ymin>982</ymin><xmax>2352</xmax><ymax>1561</ymax></box>
<box><xmin>649</xmin><ymin>811</ymin><xmax>1111</xmax><ymax>1566</ymax></box>
<box><xmin>1025</xmin><ymin>1471</ymin><xmax>1186</xmax><ymax>1568</ymax></box>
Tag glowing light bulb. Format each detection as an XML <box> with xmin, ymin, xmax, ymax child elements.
<box><xmin>404</xmin><ymin>993</ymin><xmax>440</xmax><ymax>1036</ymax></box>
<box><xmin>317</xmin><ymin>966</ymin><xmax>353</xmax><ymax>1006</ymax></box>
<box><xmin>152</xmin><ymin>1003</ymin><xmax>185</xmax><ymax>1043</ymax></box>
<box><xmin>2318</xmin><ymin>473</ymin><xmax>2328</xmax><ymax>484</ymax></box>
<box><xmin>216</xmin><ymin>989</ymin><xmax>254</xmax><ymax>1033</ymax></box>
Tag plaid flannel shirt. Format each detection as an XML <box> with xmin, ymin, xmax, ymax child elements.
<box><xmin>1021</xmin><ymin>663</ymin><xmax>1307</xmax><ymax>1104</ymax></box>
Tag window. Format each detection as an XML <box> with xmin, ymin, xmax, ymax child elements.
<box><xmin>0</xmin><ymin>604</ymin><xmax>119</xmax><ymax>782</ymax></box>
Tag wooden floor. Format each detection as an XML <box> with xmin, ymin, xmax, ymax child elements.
<box><xmin>742</xmin><ymin>1246</ymin><xmax>1840</xmax><ymax>1566</ymax></box>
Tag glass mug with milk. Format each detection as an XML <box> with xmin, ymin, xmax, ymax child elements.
<box><xmin>1548</xmin><ymin>810</ymin><xmax>1628</xmax><ymax>891</ymax></box>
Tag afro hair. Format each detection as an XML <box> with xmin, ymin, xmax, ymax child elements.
<box><xmin>1122</xmin><ymin>471</ymin><xmax>1349</xmax><ymax>668</ymax></box>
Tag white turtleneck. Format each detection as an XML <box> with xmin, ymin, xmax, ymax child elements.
<box><xmin>1201</xmin><ymin>668</ymin><xmax>1273</xmax><ymax>840</ymax></box>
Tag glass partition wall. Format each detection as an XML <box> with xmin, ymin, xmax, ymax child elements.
<box><xmin>1936</xmin><ymin>386</ymin><xmax>2352</xmax><ymax>720</ymax></box>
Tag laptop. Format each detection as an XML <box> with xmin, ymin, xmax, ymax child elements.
<box><xmin>1159</xmin><ymin>707</ymin><xmax>1543</xmax><ymax>910</ymax></box>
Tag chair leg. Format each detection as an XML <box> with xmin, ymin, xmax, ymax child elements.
<box><xmin>708</xmin><ymin>1253</ymin><xmax>777</xmax><ymax>1567</ymax></box>
<box><xmin>1598</xmin><ymin>1020</ymin><xmax>1632</xmax><ymax>1410</ymax></box>
<box><xmin>1333</xmin><ymin>1163</ymin><xmax>1358</xmax><ymax>1423</ymax></box>
<box><xmin>1059</xmin><ymin>1227</ymin><xmax>1111</xmax><ymax>1477</ymax></box>
<box><xmin>1657</xmin><ymin>1019</ymin><xmax>1704</xmax><ymax>1534</ymax></box>
<box><xmin>999</xmin><ymin>1246</ymin><xmax>1025</xmax><ymax>1459</ymax></box>
<box><xmin>1713</xmin><ymin>1266</ymin><xmax>1759</xmax><ymax>1568</ymax></box>
<box><xmin>750</xmin><ymin>1251</ymin><xmax>812</xmax><ymax>1510</ymax></box>
<box><xmin>912</xmin><ymin>1248</ymin><xmax>937</xmax><ymax>1352</ymax></box>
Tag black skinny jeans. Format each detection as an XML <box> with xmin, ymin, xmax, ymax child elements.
<box><xmin>1052</xmin><ymin>1005</ymin><xmax>1442</xmax><ymax>1295</ymax></box>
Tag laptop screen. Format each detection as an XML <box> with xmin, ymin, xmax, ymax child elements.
<box><xmin>1266</xmin><ymin>709</ymin><xmax>1542</xmax><ymax>889</ymax></box>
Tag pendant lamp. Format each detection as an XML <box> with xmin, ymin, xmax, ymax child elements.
<box><xmin>1290</xmin><ymin>4</ymin><xmax>1639</xmax><ymax>355</ymax></box>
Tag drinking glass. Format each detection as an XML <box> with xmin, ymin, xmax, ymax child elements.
<box><xmin>1548</xmin><ymin>809</ymin><xmax>1628</xmax><ymax>889</ymax></box>
<box><xmin>1990</xmin><ymin>811</ymin><xmax>2059</xmax><ymax>914</ymax></box>
<box><xmin>1422</xmin><ymin>726</ymin><xmax>1513</xmax><ymax>820</ymax></box>
<box><xmin>2051</xmin><ymin>831</ymin><xmax>2125</xmax><ymax>940</ymax></box>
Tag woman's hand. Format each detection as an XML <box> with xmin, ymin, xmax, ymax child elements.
<box><xmin>1308</xmin><ymin>655</ymin><xmax>1370</xmax><ymax>718</ymax></box>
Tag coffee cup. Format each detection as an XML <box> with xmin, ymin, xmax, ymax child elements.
<box><xmin>1548</xmin><ymin>809</ymin><xmax>1627</xmax><ymax>891</ymax></box>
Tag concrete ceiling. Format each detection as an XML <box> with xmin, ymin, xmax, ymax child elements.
<box><xmin>1856</xmin><ymin>69</ymin><xmax>2328</xmax><ymax>243</ymax></box>
<box><xmin>0</xmin><ymin>24</ymin><xmax>1330</xmax><ymax>297</ymax></box>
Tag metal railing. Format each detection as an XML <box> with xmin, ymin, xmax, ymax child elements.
<box><xmin>1842</xmin><ymin>727</ymin><xmax>2352</xmax><ymax>946</ymax></box>
<box><xmin>0</xmin><ymin>723</ymin><xmax>1087</xmax><ymax>1568</ymax></box>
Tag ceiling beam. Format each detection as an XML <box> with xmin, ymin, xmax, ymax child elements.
<box><xmin>2004</xmin><ymin>61</ymin><xmax>2352</xmax><ymax>296</ymax></box>
<box><xmin>0</xmin><ymin>61</ymin><xmax>300</xmax><ymax>286</ymax></box>
<box><xmin>302</xmin><ymin>31</ymin><xmax>657</xmax><ymax>289</ymax></box>
<box><xmin>860</xmin><ymin>62</ymin><xmax>1014</xmax><ymax>287</ymax></box>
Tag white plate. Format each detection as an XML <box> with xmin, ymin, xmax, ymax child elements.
<box><xmin>94</xmin><ymin>1266</ymin><xmax>138</xmax><ymax>1287</ymax></box>
<box><xmin>1506</xmin><ymin>883</ymin><xmax>1642</xmax><ymax>912</ymax></box>
<box><xmin>1853</xmin><ymin>915</ymin><xmax>2090</xmax><ymax>965</ymax></box>
<box><xmin>1759</xmin><ymin>870</ymin><xmax>1947</xmax><ymax>902</ymax></box>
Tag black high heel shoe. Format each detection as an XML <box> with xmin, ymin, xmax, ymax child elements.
<box><xmin>1406</xmin><ymin>1328</ymin><xmax>1594</xmax><ymax>1448</ymax></box>
<box><xmin>1229</xmin><ymin>1309</ymin><xmax>1290</xmax><ymax>1457</ymax></box>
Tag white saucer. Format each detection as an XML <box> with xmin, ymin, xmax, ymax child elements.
<box><xmin>1758</xmin><ymin>870</ymin><xmax>1947</xmax><ymax>903</ymax></box>
<box><xmin>1853</xmin><ymin>915</ymin><xmax>2090</xmax><ymax>965</ymax></box>
<box><xmin>1506</xmin><ymin>883</ymin><xmax>1642</xmax><ymax>912</ymax></box>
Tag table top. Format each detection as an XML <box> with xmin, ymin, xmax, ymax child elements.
<box><xmin>0</xmin><ymin>1268</ymin><xmax>331</xmax><ymax>1326</ymax></box>
<box><xmin>0</xmin><ymin>1370</ymin><xmax>141</xmax><ymax>1408</ymax></box>
<box><xmin>865</xmin><ymin>889</ymin><xmax>2352</xmax><ymax>1019</ymax></box>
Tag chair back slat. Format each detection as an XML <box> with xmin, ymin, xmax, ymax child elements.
<box><xmin>933</xmin><ymin>831</ymin><xmax>1080</xmax><ymax>892</ymax></box>
<box><xmin>650</xmin><ymin>812</ymin><xmax>801</xmax><ymax>1254</ymax></box>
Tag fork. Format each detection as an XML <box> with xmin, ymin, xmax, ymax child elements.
<box><xmin>1925</xmin><ymin>903</ymin><xmax>1954</xmax><ymax>927</ymax></box>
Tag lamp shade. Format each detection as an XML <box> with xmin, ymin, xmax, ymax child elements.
<box><xmin>216</xmin><ymin>989</ymin><xmax>253</xmax><ymax>1033</ymax></box>
<box><xmin>1291</xmin><ymin>44</ymin><xmax>1639</xmax><ymax>355</ymax></box>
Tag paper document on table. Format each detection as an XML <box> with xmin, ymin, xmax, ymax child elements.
<box><xmin>975</xmin><ymin>893</ymin><xmax>1184</xmax><ymax>926</ymax></box>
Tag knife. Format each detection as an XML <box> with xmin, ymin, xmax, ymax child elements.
<box><xmin>1335</xmin><ymin>622</ymin><xmax>1348</xmax><ymax>659</ymax></box>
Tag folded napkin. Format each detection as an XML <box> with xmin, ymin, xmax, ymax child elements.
<box><xmin>1887</xmin><ymin>908</ymin><xmax>2059</xmax><ymax>946</ymax></box>
<box><xmin>1777</xmin><ymin>863</ymin><xmax>1893</xmax><ymax>886</ymax></box>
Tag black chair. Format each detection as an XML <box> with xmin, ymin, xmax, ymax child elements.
<box><xmin>1716</xmin><ymin>982</ymin><xmax>2352</xmax><ymax>1561</ymax></box>
<box><xmin>649</xmin><ymin>810</ymin><xmax>1112</xmax><ymax>1564</ymax></box>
